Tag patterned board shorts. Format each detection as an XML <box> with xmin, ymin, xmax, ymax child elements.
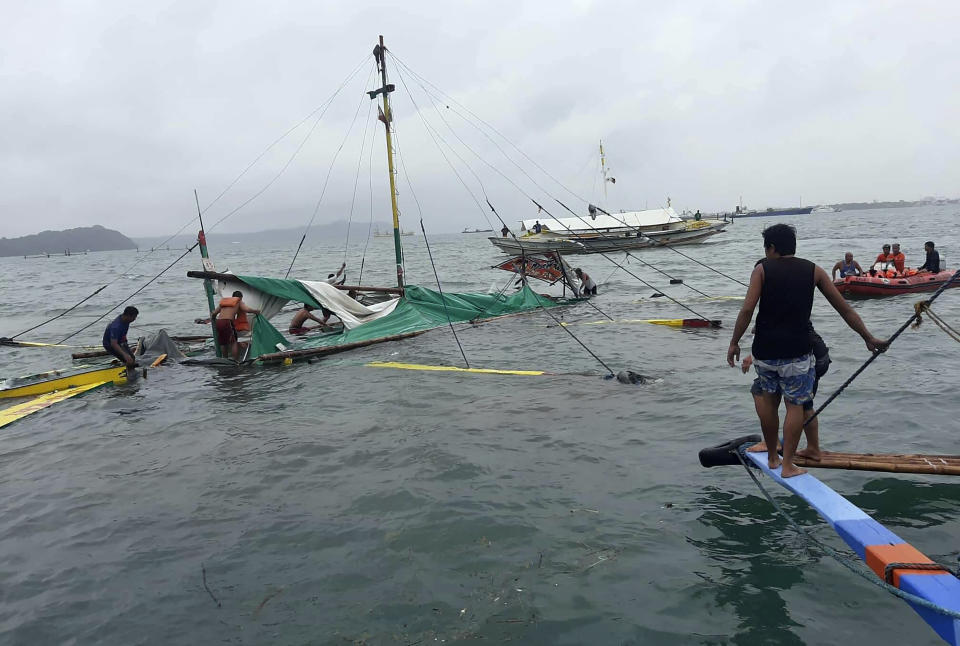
<box><xmin>750</xmin><ymin>354</ymin><xmax>816</xmax><ymax>407</ymax></box>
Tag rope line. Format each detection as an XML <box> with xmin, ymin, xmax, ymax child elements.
<box><xmin>420</xmin><ymin>220</ymin><xmax>469</xmax><ymax>368</ymax></box>
<box><xmin>734</xmin><ymin>447</ymin><xmax>960</xmax><ymax>621</ymax></box>
<box><xmin>58</xmin><ymin>243</ymin><xmax>199</xmax><ymax>344</ymax></box>
<box><xmin>343</xmin><ymin>96</ymin><xmax>377</xmax><ymax>266</ymax></box>
<box><xmin>805</xmin><ymin>269</ymin><xmax>960</xmax><ymax>427</ymax></box>
<box><xmin>286</xmin><ymin>64</ymin><xmax>376</xmax><ymax>278</ymax></box>
<box><xmin>913</xmin><ymin>299</ymin><xmax>960</xmax><ymax>342</ymax></box>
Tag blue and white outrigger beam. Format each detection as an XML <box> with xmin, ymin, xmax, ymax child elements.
<box><xmin>700</xmin><ymin>436</ymin><xmax>960</xmax><ymax>645</ymax></box>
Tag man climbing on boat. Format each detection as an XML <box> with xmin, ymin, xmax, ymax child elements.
<box><xmin>831</xmin><ymin>252</ymin><xmax>862</xmax><ymax>279</ymax></box>
<box><xmin>325</xmin><ymin>262</ymin><xmax>347</xmax><ymax>285</ymax></box>
<box><xmin>289</xmin><ymin>304</ymin><xmax>334</xmax><ymax>335</ymax></box>
<box><xmin>102</xmin><ymin>306</ymin><xmax>139</xmax><ymax>368</ymax></box>
<box><xmin>211</xmin><ymin>291</ymin><xmax>260</xmax><ymax>361</ymax></box>
<box><xmin>727</xmin><ymin>224</ymin><xmax>887</xmax><ymax>477</ymax></box>
<box><xmin>574</xmin><ymin>268</ymin><xmax>597</xmax><ymax>296</ymax></box>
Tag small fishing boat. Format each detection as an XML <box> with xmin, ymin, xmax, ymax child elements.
<box><xmin>835</xmin><ymin>269</ymin><xmax>960</xmax><ymax>298</ymax></box>
<box><xmin>0</xmin><ymin>365</ymin><xmax>128</xmax><ymax>399</ymax></box>
<box><xmin>462</xmin><ymin>227</ymin><xmax>493</xmax><ymax>234</ymax></box>
<box><xmin>700</xmin><ymin>436</ymin><xmax>960</xmax><ymax>645</ymax></box>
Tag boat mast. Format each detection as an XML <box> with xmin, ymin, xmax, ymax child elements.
<box><xmin>371</xmin><ymin>35</ymin><xmax>404</xmax><ymax>289</ymax></box>
<box><xmin>195</xmin><ymin>190</ymin><xmax>222</xmax><ymax>358</ymax></box>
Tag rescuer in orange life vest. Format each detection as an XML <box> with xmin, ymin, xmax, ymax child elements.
<box><xmin>210</xmin><ymin>291</ymin><xmax>260</xmax><ymax>361</ymax></box>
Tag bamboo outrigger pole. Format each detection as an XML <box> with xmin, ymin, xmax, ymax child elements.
<box><xmin>370</xmin><ymin>35</ymin><xmax>404</xmax><ymax>289</ymax></box>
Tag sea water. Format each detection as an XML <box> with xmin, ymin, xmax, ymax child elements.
<box><xmin>0</xmin><ymin>205</ymin><xmax>957</xmax><ymax>644</ymax></box>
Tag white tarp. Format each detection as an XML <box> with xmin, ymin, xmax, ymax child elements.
<box><xmin>520</xmin><ymin>207</ymin><xmax>681</xmax><ymax>234</ymax></box>
<box><xmin>298</xmin><ymin>281</ymin><xmax>399</xmax><ymax>330</ymax></box>
<box><xmin>212</xmin><ymin>271</ymin><xmax>400</xmax><ymax>331</ymax></box>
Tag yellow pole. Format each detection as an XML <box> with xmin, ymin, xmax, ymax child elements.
<box><xmin>376</xmin><ymin>35</ymin><xmax>404</xmax><ymax>288</ymax></box>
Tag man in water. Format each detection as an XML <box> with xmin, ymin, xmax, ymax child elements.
<box><xmin>727</xmin><ymin>224</ymin><xmax>886</xmax><ymax>477</ymax></box>
<box><xmin>102</xmin><ymin>306</ymin><xmax>139</xmax><ymax>368</ymax></box>
<box><xmin>210</xmin><ymin>291</ymin><xmax>260</xmax><ymax>360</ymax></box>
<box><xmin>890</xmin><ymin>243</ymin><xmax>906</xmax><ymax>274</ymax></box>
<box><xmin>831</xmin><ymin>252</ymin><xmax>863</xmax><ymax>279</ymax></box>
<box><xmin>289</xmin><ymin>304</ymin><xmax>334</xmax><ymax>334</ymax></box>
<box><xmin>574</xmin><ymin>268</ymin><xmax>597</xmax><ymax>296</ymax></box>
<box><xmin>325</xmin><ymin>262</ymin><xmax>347</xmax><ymax>285</ymax></box>
<box><xmin>918</xmin><ymin>241</ymin><xmax>941</xmax><ymax>273</ymax></box>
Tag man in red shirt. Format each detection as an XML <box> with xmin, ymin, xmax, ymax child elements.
<box><xmin>890</xmin><ymin>242</ymin><xmax>905</xmax><ymax>273</ymax></box>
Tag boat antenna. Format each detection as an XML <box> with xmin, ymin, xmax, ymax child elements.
<box><xmin>370</xmin><ymin>35</ymin><xmax>404</xmax><ymax>289</ymax></box>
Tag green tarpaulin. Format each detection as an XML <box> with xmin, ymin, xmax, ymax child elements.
<box><xmin>240</xmin><ymin>278</ymin><xmax>561</xmax><ymax>360</ymax></box>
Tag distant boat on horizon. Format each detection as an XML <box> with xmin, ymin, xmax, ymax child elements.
<box><xmin>462</xmin><ymin>227</ymin><xmax>493</xmax><ymax>234</ymax></box>
<box><xmin>735</xmin><ymin>206</ymin><xmax>814</xmax><ymax>218</ymax></box>
<box><xmin>374</xmin><ymin>227</ymin><xmax>414</xmax><ymax>237</ymax></box>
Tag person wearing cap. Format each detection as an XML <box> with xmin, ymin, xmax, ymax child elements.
<box><xmin>890</xmin><ymin>243</ymin><xmax>906</xmax><ymax>274</ymax></box>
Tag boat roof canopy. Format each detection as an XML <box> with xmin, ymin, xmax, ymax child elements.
<box><xmin>520</xmin><ymin>207</ymin><xmax>681</xmax><ymax>232</ymax></box>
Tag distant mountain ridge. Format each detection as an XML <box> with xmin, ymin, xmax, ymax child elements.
<box><xmin>0</xmin><ymin>225</ymin><xmax>137</xmax><ymax>257</ymax></box>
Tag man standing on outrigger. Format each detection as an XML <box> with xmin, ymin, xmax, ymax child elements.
<box><xmin>727</xmin><ymin>224</ymin><xmax>887</xmax><ymax>478</ymax></box>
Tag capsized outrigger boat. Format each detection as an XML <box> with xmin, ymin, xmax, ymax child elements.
<box><xmin>0</xmin><ymin>365</ymin><xmax>128</xmax><ymax>399</ymax></box>
<box><xmin>700</xmin><ymin>436</ymin><xmax>960</xmax><ymax>645</ymax></box>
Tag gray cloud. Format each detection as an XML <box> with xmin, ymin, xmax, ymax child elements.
<box><xmin>1</xmin><ymin>0</ymin><xmax>957</xmax><ymax>238</ymax></box>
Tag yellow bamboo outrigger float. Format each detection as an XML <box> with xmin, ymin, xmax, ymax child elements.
<box><xmin>0</xmin><ymin>365</ymin><xmax>128</xmax><ymax>399</ymax></box>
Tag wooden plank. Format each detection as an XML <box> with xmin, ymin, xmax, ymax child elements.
<box><xmin>793</xmin><ymin>451</ymin><xmax>960</xmax><ymax>475</ymax></box>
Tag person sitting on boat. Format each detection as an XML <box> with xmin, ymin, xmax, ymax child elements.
<box><xmin>289</xmin><ymin>304</ymin><xmax>334</xmax><ymax>335</ymax></box>
<box><xmin>918</xmin><ymin>241</ymin><xmax>941</xmax><ymax>273</ymax></box>
<box><xmin>500</xmin><ymin>224</ymin><xmax>510</xmax><ymax>238</ymax></box>
<box><xmin>889</xmin><ymin>243</ymin><xmax>906</xmax><ymax>274</ymax></box>
<box><xmin>211</xmin><ymin>291</ymin><xmax>260</xmax><ymax>361</ymax></box>
<box><xmin>727</xmin><ymin>223</ymin><xmax>886</xmax><ymax>478</ymax></box>
<box><xmin>874</xmin><ymin>244</ymin><xmax>893</xmax><ymax>266</ymax></box>
<box><xmin>831</xmin><ymin>252</ymin><xmax>863</xmax><ymax>280</ymax></box>
<box><xmin>325</xmin><ymin>262</ymin><xmax>347</xmax><ymax>285</ymax></box>
<box><xmin>102</xmin><ymin>306</ymin><xmax>139</xmax><ymax>368</ymax></box>
<box><xmin>574</xmin><ymin>268</ymin><xmax>597</xmax><ymax>296</ymax></box>
<box><xmin>532</xmin><ymin>220</ymin><xmax>543</xmax><ymax>234</ymax></box>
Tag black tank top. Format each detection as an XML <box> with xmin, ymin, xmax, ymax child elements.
<box><xmin>752</xmin><ymin>256</ymin><xmax>816</xmax><ymax>360</ymax></box>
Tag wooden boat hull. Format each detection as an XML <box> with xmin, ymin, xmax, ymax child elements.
<box><xmin>488</xmin><ymin>221</ymin><xmax>727</xmax><ymax>255</ymax></box>
<box><xmin>0</xmin><ymin>366</ymin><xmax>127</xmax><ymax>398</ymax></box>
<box><xmin>835</xmin><ymin>270</ymin><xmax>960</xmax><ymax>298</ymax></box>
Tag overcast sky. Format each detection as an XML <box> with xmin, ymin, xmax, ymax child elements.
<box><xmin>2</xmin><ymin>0</ymin><xmax>958</xmax><ymax>237</ymax></box>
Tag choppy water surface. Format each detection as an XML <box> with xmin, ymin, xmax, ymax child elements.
<box><xmin>0</xmin><ymin>206</ymin><xmax>958</xmax><ymax>644</ymax></box>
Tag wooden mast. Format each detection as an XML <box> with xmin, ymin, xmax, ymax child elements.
<box><xmin>194</xmin><ymin>190</ymin><xmax>222</xmax><ymax>358</ymax></box>
<box><xmin>371</xmin><ymin>35</ymin><xmax>404</xmax><ymax>289</ymax></box>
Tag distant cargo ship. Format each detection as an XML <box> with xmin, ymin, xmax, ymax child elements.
<box><xmin>735</xmin><ymin>206</ymin><xmax>814</xmax><ymax>218</ymax></box>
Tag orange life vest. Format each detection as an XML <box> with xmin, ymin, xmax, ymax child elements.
<box><xmin>218</xmin><ymin>296</ymin><xmax>239</xmax><ymax>308</ymax></box>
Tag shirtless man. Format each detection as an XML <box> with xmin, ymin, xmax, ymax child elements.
<box><xmin>289</xmin><ymin>304</ymin><xmax>333</xmax><ymax>334</ymax></box>
<box><xmin>210</xmin><ymin>291</ymin><xmax>260</xmax><ymax>360</ymax></box>
<box><xmin>727</xmin><ymin>224</ymin><xmax>886</xmax><ymax>477</ymax></box>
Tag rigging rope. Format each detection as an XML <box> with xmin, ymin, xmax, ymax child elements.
<box><xmin>420</xmin><ymin>220</ymin><xmax>470</xmax><ymax>368</ymax></box>
<box><xmin>285</xmin><ymin>64</ymin><xmax>376</xmax><ymax>278</ymax></box>
<box><xmin>913</xmin><ymin>299</ymin><xmax>960</xmax><ymax>343</ymax></box>
<box><xmin>343</xmin><ymin>95</ymin><xmax>377</xmax><ymax>266</ymax></box>
<box><xmin>805</xmin><ymin>269</ymin><xmax>960</xmax><ymax>427</ymax></box>
<box><xmin>58</xmin><ymin>243</ymin><xmax>200</xmax><ymax>344</ymax></box>
<box><xmin>734</xmin><ymin>446</ymin><xmax>960</xmax><ymax>620</ymax></box>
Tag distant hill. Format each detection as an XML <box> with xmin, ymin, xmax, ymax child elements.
<box><xmin>0</xmin><ymin>225</ymin><xmax>137</xmax><ymax>257</ymax></box>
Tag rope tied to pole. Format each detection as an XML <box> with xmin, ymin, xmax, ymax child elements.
<box><xmin>806</xmin><ymin>268</ymin><xmax>960</xmax><ymax>427</ymax></box>
<box><xmin>912</xmin><ymin>299</ymin><xmax>960</xmax><ymax>342</ymax></box>
<box><xmin>734</xmin><ymin>445</ymin><xmax>960</xmax><ymax>621</ymax></box>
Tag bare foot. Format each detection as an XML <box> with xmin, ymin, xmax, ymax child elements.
<box><xmin>780</xmin><ymin>464</ymin><xmax>808</xmax><ymax>478</ymax></box>
<box><xmin>747</xmin><ymin>442</ymin><xmax>767</xmax><ymax>453</ymax></box>
<box><xmin>767</xmin><ymin>453</ymin><xmax>782</xmax><ymax>470</ymax></box>
<box><xmin>796</xmin><ymin>448</ymin><xmax>822</xmax><ymax>461</ymax></box>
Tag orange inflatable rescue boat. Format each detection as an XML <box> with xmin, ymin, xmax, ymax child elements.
<box><xmin>835</xmin><ymin>268</ymin><xmax>960</xmax><ymax>298</ymax></box>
